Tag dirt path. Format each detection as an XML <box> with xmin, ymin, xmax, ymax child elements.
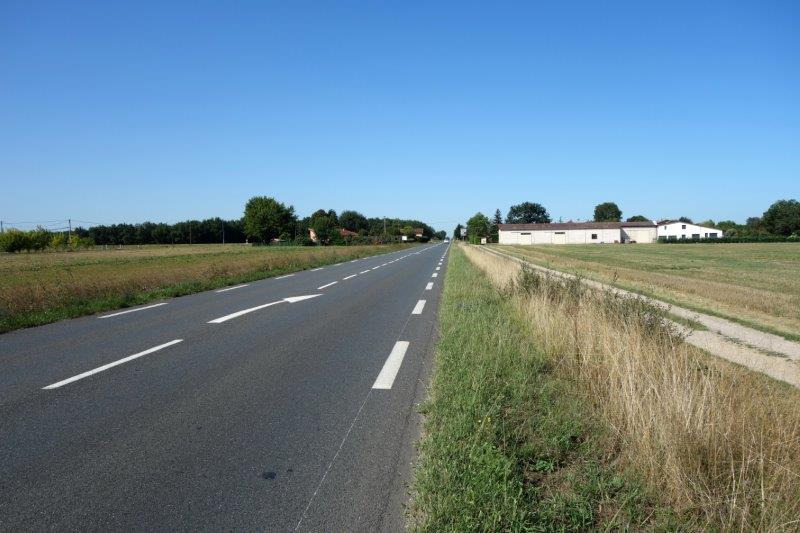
<box><xmin>481</xmin><ymin>246</ymin><xmax>800</xmax><ymax>389</ymax></box>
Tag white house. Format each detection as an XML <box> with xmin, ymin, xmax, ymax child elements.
<box><xmin>498</xmin><ymin>221</ymin><xmax>657</xmax><ymax>245</ymax></box>
<box><xmin>656</xmin><ymin>220</ymin><xmax>722</xmax><ymax>240</ymax></box>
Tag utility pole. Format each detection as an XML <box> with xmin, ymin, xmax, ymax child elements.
<box><xmin>0</xmin><ymin>221</ymin><xmax>4</xmax><ymax>234</ymax></box>
<box><xmin>383</xmin><ymin>217</ymin><xmax>386</xmax><ymax>235</ymax></box>
<box><xmin>68</xmin><ymin>219</ymin><xmax>72</xmax><ymax>243</ymax></box>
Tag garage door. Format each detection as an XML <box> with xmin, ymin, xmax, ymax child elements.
<box><xmin>628</xmin><ymin>230</ymin><xmax>650</xmax><ymax>243</ymax></box>
<box><xmin>552</xmin><ymin>232</ymin><xmax>566</xmax><ymax>244</ymax></box>
<box><xmin>519</xmin><ymin>232</ymin><xmax>533</xmax><ymax>245</ymax></box>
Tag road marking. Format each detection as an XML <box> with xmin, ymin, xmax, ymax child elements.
<box><xmin>360</xmin><ymin>270</ymin><xmax>370</xmax><ymax>274</ymax></box>
<box><xmin>317</xmin><ymin>281</ymin><xmax>337</xmax><ymax>290</ymax></box>
<box><xmin>436</xmin><ymin>267</ymin><xmax>440</xmax><ymax>270</ymax></box>
<box><xmin>381</xmin><ymin>263</ymin><xmax>388</xmax><ymax>266</ymax></box>
<box><xmin>311</xmin><ymin>267</ymin><xmax>324</xmax><ymax>272</ymax></box>
<box><xmin>372</xmin><ymin>341</ymin><xmax>410</xmax><ymax>390</ymax></box>
<box><xmin>208</xmin><ymin>294</ymin><xmax>321</xmax><ymax>324</ymax></box>
<box><xmin>42</xmin><ymin>339</ymin><xmax>183</xmax><ymax>390</ymax></box>
<box><xmin>350</xmin><ymin>259</ymin><xmax>359</xmax><ymax>262</ymax></box>
<box><xmin>275</xmin><ymin>274</ymin><xmax>295</xmax><ymax>280</ymax></box>
<box><xmin>98</xmin><ymin>302</ymin><xmax>167</xmax><ymax>319</ymax></box>
<box><xmin>343</xmin><ymin>274</ymin><xmax>357</xmax><ymax>280</ymax></box>
<box><xmin>432</xmin><ymin>273</ymin><xmax>438</xmax><ymax>278</ymax></box>
<box><xmin>372</xmin><ymin>266</ymin><xmax>380</xmax><ymax>270</ymax></box>
<box><xmin>426</xmin><ymin>282</ymin><xmax>434</xmax><ymax>290</ymax></box>
<box><xmin>216</xmin><ymin>284</ymin><xmax>249</xmax><ymax>293</ymax></box>
<box><xmin>412</xmin><ymin>300</ymin><xmax>426</xmax><ymax>315</ymax></box>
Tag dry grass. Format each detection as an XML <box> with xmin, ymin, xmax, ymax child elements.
<box><xmin>0</xmin><ymin>243</ymin><xmax>410</xmax><ymax>332</ymax></box>
<box><xmin>463</xmin><ymin>244</ymin><xmax>800</xmax><ymax>530</ymax></box>
<box><xmin>497</xmin><ymin>243</ymin><xmax>800</xmax><ymax>339</ymax></box>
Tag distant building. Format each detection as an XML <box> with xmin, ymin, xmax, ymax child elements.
<box><xmin>308</xmin><ymin>227</ymin><xmax>359</xmax><ymax>243</ymax></box>
<box><xmin>413</xmin><ymin>228</ymin><xmax>424</xmax><ymax>238</ymax></box>
<box><xmin>498</xmin><ymin>221</ymin><xmax>657</xmax><ymax>245</ymax></box>
<box><xmin>657</xmin><ymin>220</ymin><xmax>721</xmax><ymax>240</ymax></box>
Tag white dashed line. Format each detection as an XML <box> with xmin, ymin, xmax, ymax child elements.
<box><xmin>317</xmin><ymin>281</ymin><xmax>338</xmax><ymax>290</ymax></box>
<box><xmin>372</xmin><ymin>266</ymin><xmax>380</xmax><ymax>270</ymax></box>
<box><xmin>310</xmin><ymin>267</ymin><xmax>324</xmax><ymax>272</ymax></box>
<box><xmin>216</xmin><ymin>284</ymin><xmax>250</xmax><ymax>293</ymax></box>
<box><xmin>435</xmin><ymin>267</ymin><xmax>440</xmax><ymax>271</ymax></box>
<box><xmin>412</xmin><ymin>300</ymin><xmax>426</xmax><ymax>315</ymax></box>
<box><xmin>432</xmin><ymin>273</ymin><xmax>438</xmax><ymax>278</ymax></box>
<box><xmin>426</xmin><ymin>282</ymin><xmax>434</xmax><ymax>290</ymax></box>
<box><xmin>43</xmin><ymin>339</ymin><xmax>183</xmax><ymax>389</ymax></box>
<box><xmin>208</xmin><ymin>294</ymin><xmax>321</xmax><ymax>324</ymax></box>
<box><xmin>275</xmin><ymin>274</ymin><xmax>295</xmax><ymax>280</ymax></box>
<box><xmin>343</xmin><ymin>274</ymin><xmax>357</xmax><ymax>280</ymax></box>
<box><xmin>372</xmin><ymin>341</ymin><xmax>410</xmax><ymax>390</ymax></box>
<box><xmin>360</xmin><ymin>270</ymin><xmax>370</xmax><ymax>274</ymax></box>
<box><xmin>98</xmin><ymin>303</ymin><xmax>167</xmax><ymax>319</ymax></box>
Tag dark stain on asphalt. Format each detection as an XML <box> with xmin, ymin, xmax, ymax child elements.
<box><xmin>262</xmin><ymin>471</ymin><xmax>276</xmax><ymax>480</ymax></box>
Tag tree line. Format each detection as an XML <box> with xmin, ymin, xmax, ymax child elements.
<box><xmin>453</xmin><ymin>199</ymin><xmax>800</xmax><ymax>242</ymax></box>
<box><xmin>1</xmin><ymin>196</ymin><xmax>443</xmax><ymax>252</ymax></box>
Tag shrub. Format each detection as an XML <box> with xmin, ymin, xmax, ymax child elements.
<box><xmin>0</xmin><ymin>229</ymin><xmax>32</xmax><ymax>253</ymax></box>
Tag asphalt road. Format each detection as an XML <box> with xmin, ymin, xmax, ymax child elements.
<box><xmin>0</xmin><ymin>242</ymin><xmax>450</xmax><ymax>531</ymax></box>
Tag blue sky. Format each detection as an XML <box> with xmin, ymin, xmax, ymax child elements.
<box><xmin>1</xmin><ymin>1</ymin><xmax>797</xmax><ymax>232</ymax></box>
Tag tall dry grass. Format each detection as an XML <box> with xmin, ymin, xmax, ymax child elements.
<box><xmin>462</xmin><ymin>244</ymin><xmax>800</xmax><ymax>530</ymax></box>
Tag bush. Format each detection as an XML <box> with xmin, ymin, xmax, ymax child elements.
<box><xmin>0</xmin><ymin>229</ymin><xmax>31</xmax><ymax>253</ymax></box>
<box><xmin>657</xmin><ymin>235</ymin><xmax>794</xmax><ymax>244</ymax></box>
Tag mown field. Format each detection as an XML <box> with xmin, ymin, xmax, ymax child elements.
<box><xmin>0</xmin><ymin>243</ymin><xmax>411</xmax><ymax>333</ymax></box>
<box><xmin>495</xmin><ymin>243</ymin><xmax>800</xmax><ymax>340</ymax></box>
<box><xmin>411</xmin><ymin>244</ymin><xmax>800</xmax><ymax>530</ymax></box>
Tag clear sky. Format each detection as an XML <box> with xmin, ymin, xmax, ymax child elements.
<box><xmin>1</xmin><ymin>1</ymin><xmax>797</xmax><ymax>232</ymax></box>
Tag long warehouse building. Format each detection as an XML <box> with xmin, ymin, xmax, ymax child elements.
<box><xmin>498</xmin><ymin>221</ymin><xmax>657</xmax><ymax>245</ymax></box>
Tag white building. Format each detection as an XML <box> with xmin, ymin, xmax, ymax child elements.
<box><xmin>656</xmin><ymin>220</ymin><xmax>722</xmax><ymax>240</ymax></box>
<box><xmin>498</xmin><ymin>221</ymin><xmax>657</xmax><ymax>245</ymax></box>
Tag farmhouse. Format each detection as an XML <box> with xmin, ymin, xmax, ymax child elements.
<box><xmin>657</xmin><ymin>220</ymin><xmax>721</xmax><ymax>240</ymax></box>
<box><xmin>498</xmin><ymin>221</ymin><xmax>657</xmax><ymax>245</ymax></box>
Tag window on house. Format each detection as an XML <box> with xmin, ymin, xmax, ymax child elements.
<box><xmin>520</xmin><ymin>232</ymin><xmax>531</xmax><ymax>235</ymax></box>
<box><xmin>681</xmin><ymin>235</ymin><xmax>686</xmax><ymax>239</ymax></box>
<box><xmin>682</xmin><ymin>224</ymin><xmax>687</xmax><ymax>229</ymax></box>
<box><xmin>709</xmin><ymin>233</ymin><xmax>718</xmax><ymax>238</ymax></box>
<box><xmin>591</xmin><ymin>233</ymin><xmax>598</xmax><ymax>239</ymax></box>
<box><xmin>668</xmin><ymin>235</ymin><xmax>677</xmax><ymax>241</ymax></box>
<box><xmin>555</xmin><ymin>232</ymin><xmax>565</xmax><ymax>234</ymax></box>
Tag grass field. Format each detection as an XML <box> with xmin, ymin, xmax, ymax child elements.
<box><xmin>495</xmin><ymin>243</ymin><xmax>800</xmax><ymax>340</ymax></box>
<box><xmin>0</xmin><ymin>243</ymin><xmax>411</xmax><ymax>333</ymax></box>
<box><xmin>411</xmin><ymin>244</ymin><xmax>800</xmax><ymax>530</ymax></box>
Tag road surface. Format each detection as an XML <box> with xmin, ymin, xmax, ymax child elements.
<box><xmin>0</xmin><ymin>242</ymin><xmax>450</xmax><ymax>531</ymax></box>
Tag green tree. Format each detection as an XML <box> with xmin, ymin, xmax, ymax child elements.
<box><xmin>243</xmin><ymin>196</ymin><xmax>297</xmax><ymax>243</ymax></box>
<box><xmin>310</xmin><ymin>214</ymin><xmax>337</xmax><ymax>244</ymax></box>
<box><xmin>678</xmin><ymin>216</ymin><xmax>693</xmax><ymax>224</ymax></box>
<box><xmin>339</xmin><ymin>210</ymin><xmax>369</xmax><ymax>232</ymax></box>
<box><xmin>626</xmin><ymin>215</ymin><xmax>649</xmax><ymax>222</ymax></box>
<box><xmin>762</xmin><ymin>199</ymin><xmax>800</xmax><ymax>236</ymax></box>
<box><xmin>466</xmin><ymin>212</ymin><xmax>490</xmax><ymax>239</ymax></box>
<box><xmin>594</xmin><ymin>202</ymin><xmax>622</xmax><ymax>222</ymax></box>
<box><xmin>435</xmin><ymin>230</ymin><xmax>447</xmax><ymax>240</ymax></box>
<box><xmin>453</xmin><ymin>223</ymin><xmax>464</xmax><ymax>240</ymax></box>
<box><xmin>0</xmin><ymin>229</ymin><xmax>31</xmax><ymax>253</ymax></box>
<box><xmin>505</xmin><ymin>202</ymin><xmax>551</xmax><ymax>224</ymax></box>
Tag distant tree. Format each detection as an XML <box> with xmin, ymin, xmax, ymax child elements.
<box><xmin>466</xmin><ymin>212</ymin><xmax>490</xmax><ymax>239</ymax></box>
<box><xmin>243</xmin><ymin>196</ymin><xmax>297</xmax><ymax>243</ymax></box>
<box><xmin>453</xmin><ymin>223</ymin><xmax>464</xmax><ymax>240</ymax></box>
<box><xmin>489</xmin><ymin>209</ymin><xmax>503</xmax><ymax>243</ymax></box>
<box><xmin>339</xmin><ymin>210</ymin><xmax>369</xmax><ymax>232</ymax></box>
<box><xmin>678</xmin><ymin>216</ymin><xmax>693</xmax><ymax>224</ymax></box>
<box><xmin>698</xmin><ymin>219</ymin><xmax>716</xmax><ymax>228</ymax></box>
<box><xmin>762</xmin><ymin>199</ymin><xmax>800</xmax><ymax>236</ymax></box>
<box><xmin>716</xmin><ymin>220</ymin><xmax>740</xmax><ymax>236</ymax></box>
<box><xmin>435</xmin><ymin>230</ymin><xmax>447</xmax><ymax>240</ymax></box>
<box><xmin>310</xmin><ymin>214</ymin><xmax>337</xmax><ymax>244</ymax></box>
<box><xmin>594</xmin><ymin>202</ymin><xmax>622</xmax><ymax>222</ymax></box>
<box><xmin>0</xmin><ymin>229</ymin><xmax>31</xmax><ymax>253</ymax></box>
<box><xmin>745</xmin><ymin>217</ymin><xmax>764</xmax><ymax>234</ymax></box>
<box><xmin>626</xmin><ymin>215</ymin><xmax>650</xmax><ymax>222</ymax></box>
<box><xmin>506</xmin><ymin>202</ymin><xmax>550</xmax><ymax>224</ymax></box>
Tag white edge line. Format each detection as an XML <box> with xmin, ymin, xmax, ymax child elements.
<box><xmin>275</xmin><ymin>273</ymin><xmax>295</xmax><ymax>280</ymax></box>
<box><xmin>317</xmin><ymin>281</ymin><xmax>338</xmax><ymax>290</ymax></box>
<box><xmin>372</xmin><ymin>341</ymin><xmax>410</xmax><ymax>389</ymax></box>
<box><xmin>310</xmin><ymin>267</ymin><xmax>324</xmax><ymax>271</ymax></box>
<box><xmin>425</xmin><ymin>282</ymin><xmax>434</xmax><ymax>290</ymax></box>
<box><xmin>411</xmin><ymin>300</ymin><xmax>426</xmax><ymax>315</ymax></box>
<box><xmin>215</xmin><ymin>284</ymin><xmax>250</xmax><ymax>293</ymax></box>
<box><xmin>98</xmin><ymin>302</ymin><xmax>167</xmax><ymax>319</ymax></box>
<box><xmin>43</xmin><ymin>339</ymin><xmax>183</xmax><ymax>390</ymax></box>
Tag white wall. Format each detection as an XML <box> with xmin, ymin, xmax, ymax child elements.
<box><xmin>499</xmin><ymin>228</ymin><xmax>621</xmax><ymax>244</ymax></box>
<box><xmin>657</xmin><ymin>222</ymin><xmax>721</xmax><ymax>240</ymax></box>
<box><xmin>621</xmin><ymin>227</ymin><xmax>657</xmax><ymax>243</ymax></box>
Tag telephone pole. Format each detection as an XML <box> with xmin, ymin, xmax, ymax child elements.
<box><xmin>0</xmin><ymin>221</ymin><xmax>4</xmax><ymax>234</ymax></box>
<box><xmin>68</xmin><ymin>219</ymin><xmax>72</xmax><ymax>242</ymax></box>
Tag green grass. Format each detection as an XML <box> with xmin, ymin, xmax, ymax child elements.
<box><xmin>0</xmin><ymin>243</ymin><xmax>413</xmax><ymax>333</ymax></box>
<box><xmin>410</xmin><ymin>246</ymin><xmax>674</xmax><ymax>530</ymax></box>
<box><xmin>495</xmin><ymin>243</ymin><xmax>800</xmax><ymax>341</ymax></box>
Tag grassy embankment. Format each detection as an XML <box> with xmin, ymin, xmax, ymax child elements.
<box><xmin>497</xmin><ymin>243</ymin><xmax>800</xmax><ymax>341</ymax></box>
<box><xmin>0</xmin><ymin>243</ymin><xmax>411</xmax><ymax>333</ymax></box>
<box><xmin>411</xmin><ymin>244</ymin><xmax>800</xmax><ymax>530</ymax></box>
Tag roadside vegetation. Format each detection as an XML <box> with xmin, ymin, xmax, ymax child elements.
<box><xmin>412</xmin><ymin>244</ymin><xmax>800</xmax><ymax>530</ymax></box>
<box><xmin>0</xmin><ymin>243</ymin><xmax>410</xmax><ymax>333</ymax></box>
<box><xmin>497</xmin><ymin>243</ymin><xmax>800</xmax><ymax>340</ymax></box>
